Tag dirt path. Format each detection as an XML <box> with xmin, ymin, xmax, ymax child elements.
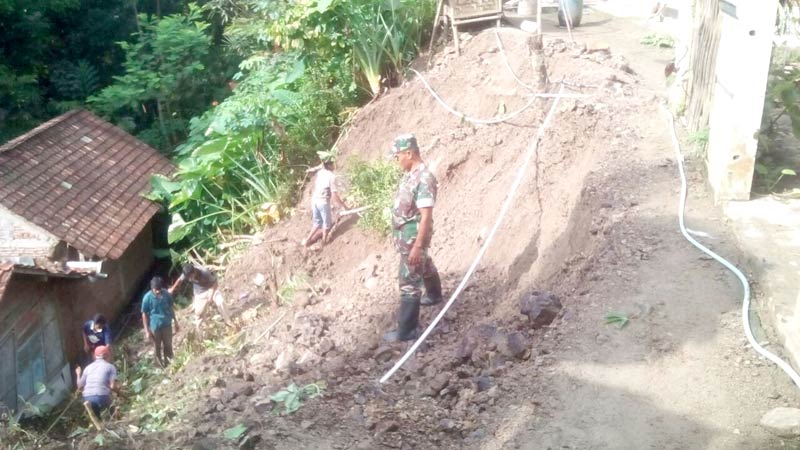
<box><xmin>490</xmin><ymin>10</ymin><xmax>800</xmax><ymax>450</ymax></box>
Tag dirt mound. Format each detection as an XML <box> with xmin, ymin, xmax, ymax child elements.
<box><xmin>177</xmin><ymin>29</ymin><xmax>657</xmax><ymax>450</ymax></box>
<box><xmin>65</xmin><ymin>29</ymin><xmax>664</xmax><ymax>450</ymax></box>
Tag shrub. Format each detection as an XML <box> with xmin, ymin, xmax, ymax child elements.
<box><xmin>345</xmin><ymin>158</ymin><xmax>401</xmax><ymax>235</ymax></box>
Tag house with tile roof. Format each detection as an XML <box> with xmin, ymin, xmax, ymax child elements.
<box><xmin>0</xmin><ymin>110</ymin><xmax>174</xmax><ymax>413</ymax></box>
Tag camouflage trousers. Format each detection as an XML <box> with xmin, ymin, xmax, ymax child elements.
<box><xmin>398</xmin><ymin>250</ymin><xmax>438</xmax><ymax>302</ymax></box>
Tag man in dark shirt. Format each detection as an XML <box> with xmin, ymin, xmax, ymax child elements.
<box><xmin>82</xmin><ymin>314</ymin><xmax>112</xmax><ymax>360</ymax></box>
<box><xmin>169</xmin><ymin>263</ymin><xmax>231</xmax><ymax>327</ymax></box>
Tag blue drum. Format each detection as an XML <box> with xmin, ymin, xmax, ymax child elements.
<box><xmin>558</xmin><ymin>0</ymin><xmax>583</xmax><ymax>27</ymax></box>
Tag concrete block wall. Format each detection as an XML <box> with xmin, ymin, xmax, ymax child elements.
<box><xmin>706</xmin><ymin>1</ymin><xmax>778</xmax><ymax>201</ymax></box>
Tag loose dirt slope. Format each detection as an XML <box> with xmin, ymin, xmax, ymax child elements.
<box><xmin>66</xmin><ymin>15</ymin><xmax>800</xmax><ymax>450</ymax></box>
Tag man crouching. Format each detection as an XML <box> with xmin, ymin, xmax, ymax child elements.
<box><xmin>75</xmin><ymin>345</ymin><xmax>119</xmax><ymax>419</ymax></box>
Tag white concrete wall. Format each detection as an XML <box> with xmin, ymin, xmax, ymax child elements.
<box><xmin>706</xmin><ymin>1</ymin><xmax>778</xmax><ymax>201</ymax></box>
<box><xmin>0</xmin><ymin>205</ymin><xmax>58</xmax><ymax>258</ymax></box>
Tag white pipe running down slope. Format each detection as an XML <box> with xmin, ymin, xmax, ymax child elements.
<box><xmin>663</xmin><ymin>105</ymin><xmax>800</xmax><ymax>389</ymax></box>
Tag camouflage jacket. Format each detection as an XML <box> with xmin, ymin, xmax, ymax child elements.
<box><xmin>392</xmin><ymin>163</ymin><xmax>437</xmax><ymax>253</ymax></box>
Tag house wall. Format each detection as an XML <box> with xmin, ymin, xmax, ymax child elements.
<box><xmin>0</xmin><ymin>205</ymin><xmax>58</xmax><ymax>258</ymax></box>
<box><xmin>59</xmin><ymin>221</ymin><xmax>155</xmax><ymax>363</ymax></box>
<box><xmin>0</xmin><ymin>220</ymin><xmax>155</xmax><ymax>414</ymax></box>
<box><xmin>0</xmin><ymin>275</ymin><xmax>71</xmax><ymax>413</ymax></box>
<box><xmin>706</xmin><ymin>1</ymin><xmax>778</xmax><ymax>201</ymax></box>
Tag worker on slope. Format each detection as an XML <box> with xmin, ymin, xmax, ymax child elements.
<box><xmin>170</xmin><ymin>263</ymin><xmax>230</xmax><ymax>328</ymax></box>
<box><xmin>81</xmin><ymin>313</ymin><xmax>112</xmax><ymax>363</ymax></box>
<box><xmin>302</xmin><ymin>151</ymin><xmax>348</xmax><ymax>249</ymax></box>
<box><xmin>143</xmin><ymin>276</ymin><xmax>180</xmax><ymax>366</ymax></box>
<box><xmin>75</xmin><ymin>345</ymin><xmax>119</xmax><ymax>418</ymax></box>
<box><xmin>383</xmin><ymin>134</ymin><xmax>444</xmax><ymax>342</ymax></box>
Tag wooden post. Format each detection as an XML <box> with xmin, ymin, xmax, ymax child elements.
<box><xmin>452</xmin><ymin>18</ymin><xmax>461</xmax><ymax>55</ymax></box>
<box><xmin>427</xmin><ymin>0</ymin><xmax>445</xmax><ymax>67</ymax></box>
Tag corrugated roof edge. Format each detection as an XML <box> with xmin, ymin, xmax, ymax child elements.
<box><xmin>1</xmin><ymin>257</ymin><xmax>95</xmax><ymax>278</ymax></box>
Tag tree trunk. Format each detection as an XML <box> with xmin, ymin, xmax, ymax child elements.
<box><xmin>131</xmin><ymin>0</ymin><xmax>142</xmax><ymax>34</ymax></box>
<box><xmin>156</xmin><ymin>98</ymin><xmax>170</xmax><ymax>148</ymax></box>
<box><xmin>528</xmin><ymin>34</ymin><xmax>548</xmax><ymax>91</ymax></box>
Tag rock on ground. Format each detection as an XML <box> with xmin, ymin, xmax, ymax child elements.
<box><xmin>519</xmin><ymin>291</ymin><xmax>562</xmax><ymax>329</ymax></box>
<box><xmin>760</xmin><ymin>407</ymin><xmax>800</xmax><ymax>438</ymax></box>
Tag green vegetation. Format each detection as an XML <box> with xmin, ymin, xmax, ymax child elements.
<box><xmin>143</xmin><ymin>0</ymin><xmax>435</xmax><ymax>260</ymax></box>
<box><xmin>223</xmin><ymin>423</ymin><xmax>248</xmax><ymax>441</ymax></box>
<box><xmin>269</xmin><ymin>382</ymin><xmax>327</xmax><ymax>414</ymax></box>
<box><xmin>277</xmin><ymin>273</ymin><xmax>310</xmax><ymax>306</ymax></box>
<box><xmin>0</xmin><ymin>0</ymin><xmax>189</xmax><ymax>142</ymax></box>
<box><xmin>88</xmin><ymin>5</ymin><xmax>227</xmax><ymax>150</ymax></box>
<box><xmin>756</xmin><ymin>44</ymin><xmax>800</xmax><ymax>194</ymax></box>
<box><xmin>640</xmin><ymin>33</ymin><xmax>675</xmax><ymax>48</ymax></box>
<box><xmin>688</xmin><ymin>128</ymin><xmax>709</xmax><ymax>151</ymax></box>
<box><xmin>604</xmin><ymin>312</ymin><xmax>629</xmax><ymax>329</ymax></box>
<box><xmin>755</xmin><ymin>164</ymin><xmax>797</xmax><ymax>193</ymax></box>
<box><xmin>345</xmin><ymin>158</ymin><xmax>401</xmax><ymax>235</ymax></box>
<box><xmin>1</xmin><ymin>0</ymin><xmax>435</xmax><ymax>261</ymax></box>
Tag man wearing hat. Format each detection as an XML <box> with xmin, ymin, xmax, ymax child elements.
<box><xmin>75</xmin><ymin>345</ymin><xmax>118</xmax><ymax>417</ymax></box>
<box><xmin>383</xmin><ymin>134</ymin><xmax>443</xmax><ymax>342</ymax></box>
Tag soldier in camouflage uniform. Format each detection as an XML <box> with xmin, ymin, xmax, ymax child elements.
<box><xmin>383</xmin><ymin>134</ymin><xmax>443</xmax><ymax>342</ymax></box>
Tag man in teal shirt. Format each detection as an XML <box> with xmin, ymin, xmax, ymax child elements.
<box><xmin>141</xmin><ymin>276</ymin><xmax>180</xmax><ymax>367</ymax></box>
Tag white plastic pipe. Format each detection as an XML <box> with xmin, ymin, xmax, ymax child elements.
<box><xmin>410</xmin><ymin>68</ymin><xmax>584</xmax><ymax>126</ymax></box>
<box><xmin>663</xmin><ymin>104</ymin><xmax>800</xmax><ymax>388</ymax></box>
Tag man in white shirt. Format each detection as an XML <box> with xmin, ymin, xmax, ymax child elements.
<box><xmin>303</xmin><ymin>155</ymin><xmax>347</xmax><ymax>248</ymax></box>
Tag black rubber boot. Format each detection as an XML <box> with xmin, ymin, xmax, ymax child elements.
<box><xmin>383</xmin><ymin>297</ymin><xmax>421</xmax><ymax>342</ymax></box>
<box><xmin>421</xmin><ymin>272</ymin><xmax>443</xmax><ymax>306</ymax></box>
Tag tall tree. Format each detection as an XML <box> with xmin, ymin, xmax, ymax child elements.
<box><xmin>88</xmin><ymin>5</ymin><xmax>214</xmax><ymax>150</ymax></box>
<box><xmin>0</xmin><ymin>0</ymin><xmax>190</xmax><ymax>143</ymax></box>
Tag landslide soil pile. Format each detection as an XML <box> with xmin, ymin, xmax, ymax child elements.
<box><xmin>65</xmin><ymin>29</ymin><xmax>674</xmax><ymax>450</ymax></box>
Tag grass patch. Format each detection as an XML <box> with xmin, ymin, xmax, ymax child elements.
<box><xmin>277</xmin><ymin>273</ymin><xmax>310</xmax><ymax>306</ymax></box>
<box><xmin>688</xmin><ymin>128</ymin><xmax>709</xmax><ymax>153</ymax></box>
<box><xmin>345</xmin><ymin>158</ymin><xmax>401</xmax><ymax>235</ymax></box>
<box><xmin>640</xmin><ymin>33</ymin><xmax>675</xmax><ymax>48</ymax></box>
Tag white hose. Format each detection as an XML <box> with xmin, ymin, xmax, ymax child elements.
<box><xmin>494</xmin><ymin>30</ymin><xmax>536</xmax><ymax>93</ymax></box>
<box><xmin>410</xmin><ymin>68</ymin><xmax>582</xmax><ymax>125</ymax></box>
<box><xmin>379</xmin><ymin>85</ymin><xmax>565</xmax><ymax>383</ymax></box>
<box><xmin>663</xmin><ymin>105</ymin><xmax>800</xmax><ymax>388</ymax></box>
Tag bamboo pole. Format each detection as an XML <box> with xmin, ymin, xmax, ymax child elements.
<box><xmin>427</xmin><ymin>0</ymin><xmax>445</xmax><ymax>67</ymax></box>
<box><xmin>83</xmin><ymin>401</ymin><xmax>104</xmax><ymax>431</ymax></box>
